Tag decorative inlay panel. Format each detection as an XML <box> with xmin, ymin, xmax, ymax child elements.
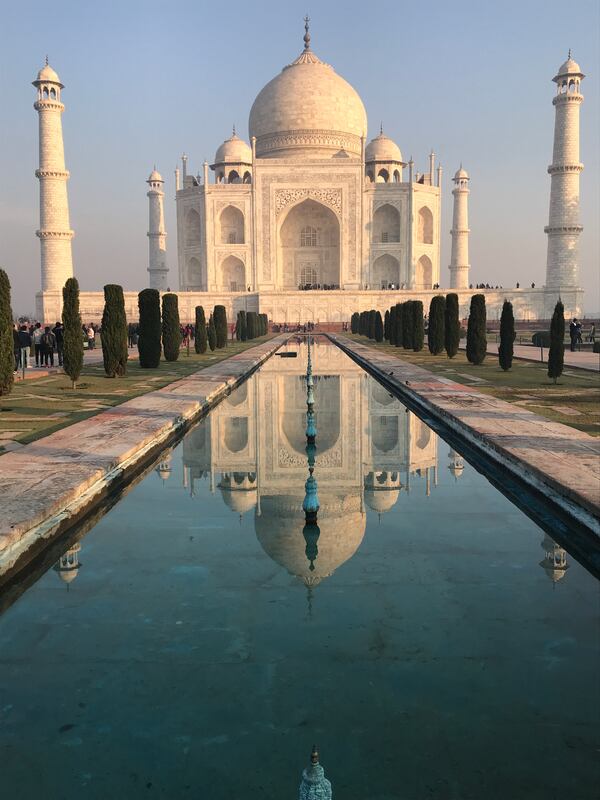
<box><xmin>275</xmin><ymin>188</ymin><xmax>342</xmax><ymax>217</ymax></box>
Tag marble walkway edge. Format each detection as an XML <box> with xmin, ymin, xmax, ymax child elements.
<box><xmin>331</xmin><ymin>335</ymin><xmax>600</xmax><ymax>533</ymax></box>
<box><xmin>0</xmin><ymin>335</ymin><xmax>289</xmax><ymax>575</ymax></box>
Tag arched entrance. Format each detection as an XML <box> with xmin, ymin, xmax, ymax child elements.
<box><xmin>220</xmin><ymin>255</ymin><xmax>245</xmax><ymax>291</ymax></box>
<box><xmin>278</xmin><ymin>199</ymin><xmax>340</xmax><ymax>289</ymax></box>
<box><xmin>415</xmin><ymin>255</ymin><xmax>432</xmax><ymax>289</ymax></box>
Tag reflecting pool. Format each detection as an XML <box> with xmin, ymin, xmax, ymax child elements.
<box><xmin>0</xmin><ymin>338</ymin><xmax>598</xmax><ymax>798</ymax></box>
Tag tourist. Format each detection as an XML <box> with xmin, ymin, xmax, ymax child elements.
<box><xmin>588</xmin><ymin>322</ymin><xmax>596</xmax><ymax>343</ymax></box>
<box><xmin>569</xmin><ymin>319</ymin><xmax>578</xmax><ymax>351</ymax></box>
<box><xmin>41</xmin><ymin>326</ymin><xmax>57</xmax><ymax>367</ymax></box>
<box><xmin>516</xmin><ymin>282</ymin><xmax>520</xmax><ymax>288</ymax></box>
<box><xmin>87</xmin><ymin>324</ymin><xmax>95</xmax><ymax>349</ymax></box>
<box><xmin>13</xmin><ymin>324</ymin><xmax>20</xmax><ymax>372</ymax></box>
<box><xmin>576</xmin><ymin>320</ymin><xmax>583</xmax><ymax>348</ymax></box>
<box><xmin>52</xmin><ymin>322</ymin><xmax>64</xmax><ymax>366</ymax></box>
<box><xmin>18</xmin><ymin>325</ymin><xmax>32</xmax><ymax>370</ymax></box>
<box><xmin>32</xmin><ymin>322</ymin><xmax>43</xmax><ymax>366</ymax></box>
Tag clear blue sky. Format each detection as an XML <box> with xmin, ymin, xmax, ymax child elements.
<box><xmin>1</xmin><ymin>0</ymin><xmax>598</xmax><ymax>314</ymax></box>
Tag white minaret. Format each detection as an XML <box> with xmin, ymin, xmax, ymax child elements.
<box><xmin>449</xmin><ymin>166</ymin><xmax>470</xmax><ymax>289</ymax></box>
<box><xmin>146</xmin><ymin>168</ymin><xmax>169</xmax><ymax>290</ymax></box>
<box><xmin>33</xmin><ymin>59</ymin><xmax>74</xmax><ymax>293</ymax></box>
<box><xmin>545</xmin><ymin>53</ymin><xmax>585</xmax><ymax>289</ymax></box>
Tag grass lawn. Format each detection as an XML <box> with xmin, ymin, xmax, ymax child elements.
<box><xmin>0</xmin><ymin>336</ymin><xmax>274</xmax><ymax>451</ymax></box>
<box><xmin>343</xmin><ymin>334</ymin><xmax>600</xmax><ymax>436</ymax></box>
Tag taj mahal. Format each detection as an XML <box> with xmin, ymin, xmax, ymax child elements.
<box><xmin>32</xmin><ymin>20</ymin><xmax>586</xmax><ymax>323</ymax></box>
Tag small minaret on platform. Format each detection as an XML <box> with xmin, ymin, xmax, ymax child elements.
<box><xmin>146</xmin><ymin>168</ymin><xmax>169</xmax><ymax>290</ymax></box>
<box><xmin>449</xmin><ymin>166</ymin><xmax>470</xmax><ymax>289</ymax></box>
<box><xmin>33</xmin><ymin>58</ymin><xmax>74</xmax><ymax>293</ymax></box>
<box><xmin>544</xmin><ymin>53</ymin><xmax>585</xmax><ymax>290</ymax></box>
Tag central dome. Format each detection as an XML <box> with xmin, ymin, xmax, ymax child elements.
<box><xmin>249</xmin><ymin>36</ymin><xmax>367</xmax><ymax>159</ymax></box>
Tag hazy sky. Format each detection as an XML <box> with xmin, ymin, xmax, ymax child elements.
<box><xmin>1</xmin><ymin>0</ymin><xmax>598</xmax><ymax>314</ymax></box>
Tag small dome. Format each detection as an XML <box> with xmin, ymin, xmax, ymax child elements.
<box><xmin>220</xmin><ymin>487</ymin><xmax>258</xmax><ymax>514</ymax></box>
<box><xmin>364</xmin><ymin>487</ymin><xmax>400</xmax><ymax>513</ymax></box>
<box><xmin>148</xmin><ymin>169</ymin><xmax>163</xmax><ymax>182</ymax></box>
<box><xmin>365</xmin><ymin>131</ymin><xmax>402</xmax><ymax>163</ymax></box>
<box><xmin>214</xmin><ymin>132</ymin><xmax>252</xmax><ymax>165</ymax></box>
<box><xmin>36</xmin><ymin>63</ymin><xmax>61</xmax><ymax>84</ymax></box>
<box><xmin>556</xmin><ymin>56</ymin><xmax>583</xmax><ymax>76</ymax></box>
<box><xmin>454</xmin><ymin>166</ymin><xmax>469</xmax><ymax>181</ymax></box>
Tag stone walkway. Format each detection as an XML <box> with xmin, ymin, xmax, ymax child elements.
<box><xmin>479</xmin><ymin>342</ymin><xmax>599</xmax><ymax>372</ymax></box>
<box><xmin>0</xmin><ymin>335</ymin><xmax>287</xmax><ymax>578</ymax></box>
<box><xmin>332</xmin><ymin>336</ymin><xmax>600</xmax><ymax>531</ymax></box>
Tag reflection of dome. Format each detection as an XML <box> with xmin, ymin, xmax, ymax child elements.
<box><xmin>540</xmin><ymin>534</ymin><xmax>568</xmax><ymax>583</ymax></box>
<box><xmin>214</xmin><ymin>131</ymin><xmax>252</xmax><ymax>165</ymax></box>
<box><xmin>249</xmin><ymin>31</ymin><xmax>367</xmax><ymax>158</ymax></box>
<box><xmin>366</xmin><ymin>131</ymin><xmax>402</xmax><ymax>163</ymax></box>
<box><xmin>219</xmin><ymin>472</ymin><xmax>258</xmax><ymax>514</ymax></box>
<box><xmin>54</xmin><ymin>542</ymin><xmax>81</xmax><ymax>584</ymax></box>
<box><xmin>364</xmin><ymin>488</ymin><xmax>400</xmax><ymax>513</ymax></box>
<box><xmin>255</xmin><ymin>494</ymin><xmax>366</xmax><ymax>585</ymax></box>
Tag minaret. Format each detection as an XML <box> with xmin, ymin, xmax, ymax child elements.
<box><xmin>449</xmin><ymin>166</ymin><xmax>470</xmax><ymax>289</ymax></box>
<box><xmin>146</xmin><ymin>168</ymin><xmax>169</xmax><ymax>290</ymax></box>
<box><xmin>33</xmin><ymin>59</ymin><xmax>74</xmax><ymax>294</ymax></box>
<box><xmin>545</xmin><ymin>53</ymin><xmax>585</xmax><ymax>289</ymax></box>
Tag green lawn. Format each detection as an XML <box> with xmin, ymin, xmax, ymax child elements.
<box><xmin>343</xmin><ymin>334</ymin><xmax>600</xmax><ymax>436</ymax></box>
<box><xmin>0</xmin><ymin>336</ymin><xmax>273</xmax><ymax>451</ymax></box>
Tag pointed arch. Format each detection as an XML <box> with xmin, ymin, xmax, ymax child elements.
<box><xmin>372</xmin><ymin>204</ymin><xmax>400</xmax><ymax>243</ymax></box>
<box><xmin>219</xmin><ymin>205</ymin><xmax>244</xmax><ymax>244</ymax></box>
<box><xmin>376</xmin><ymin>168</ymin><xmax>390</xmax><ymax>183</ymax></box>
<box><xmin>417</xmin><ymin>206</ymin><xmax>433</xmax><ymax>244</ymax></box>
<box><xmin>185</xmin><ymin>208</ymin><xmax>201</xmax><ymax>246</ymax></box>
<box><xmin>278</xmin><ymin>198</ymin><xmax>340</xmax><ymax>289</ymax></box>
<box><xmin>372</xmin><ymin>254</ymin><xmax>400</xmax><ymax>289</ymax></box>
<box><xmin>415</xmin><ymin>255</ymin><xmax>432</xmax><ymax>289</ymax></box>
<box><xmin>219</xmin><ymin>255</ymin><xmax>245</xmax><ymax>291</ymax></box>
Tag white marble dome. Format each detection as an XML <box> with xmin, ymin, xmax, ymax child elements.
<box><xmin>214</xmin><ymin>132</ymin><xmax>252</xmax><ymax>165</ymax></box>
<box><xmin>366</xmin><ymin>131</ymin><xmax>402</xmax><ymax>163</ymax></box>
<box><xmin>249</xmin><ymin>45</ymin><xmax>367</xmax><ymax>159</ymax></box>
<box><xmin>36</xmin><ymin>63</ymin><xmax>62</xmax><ymax>84</ymax></box>
<box><xmin>556</xmin><ymin>56</ymin><xmax>583</xmax><ymax>76</ymax></box>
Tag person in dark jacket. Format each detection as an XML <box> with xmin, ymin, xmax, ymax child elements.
<box><xmin>41</xmin><ymin>326</ymin><xmax>57</xmax><ymax>367</ymax></box>
<box><xmin>13</xmin><ymin>325</ymin><xmax>20</xmax><ymax>371</ymax></box>
<box><xmin>17</xmin><ymin>325</ymin><xmax>32</xmax><ymax>370</ymax></box>
<box><xmin>52</xmin><ymin>322</ymin><xmax>64</xmax><ymax>366</ymax></box>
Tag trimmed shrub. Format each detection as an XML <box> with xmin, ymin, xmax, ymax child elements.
<box><xmin>260</xmin><ymin>313</ymin><xmax>268</xmax><ymax>336</ymax></box>
<box><xmin>213</xmin><ymin>305</ymin><xmax>227</xmax><ymax>348</ymax></box>
<box><xmin>428</xmin><ymin>295</ymin><xmax>445</xmax><ymax>355</ymax></box>
<box><xmin>366</xmin><ymin>309</ymin><xmax>375</xmax><ymax>339</ymax></box>
<box><xmin>466</xmin><ymin>294</ymin><xmax>487</xmax><ymax>365</ymax></box>
<box><xmin>394</xmin><ymin>304</ymin><xmax>403</xmax><ymax>347</ymax></box>
<box><xmin>384</xmin><ymin>310</ymin><xmax>390</xmax><ymax>341</ymax></box>
<box><xmin>413</xmin><ymin>300</ymin><xmax>424</xmax><ymax>352</ymax></box>
<box><xmin>162</xmin><ymin>293</ymin><xmax>181</xmax><ymax>362</ymax></box>
<box><xmin>195</xmin><ymin>306</ymin><xmax>207</xmax><ymax>353</ymax></box>
<box><xmin>375</xmin><ymin>311</ymin><xmax>384</xmax><ymax>342</ymax></box>
<box><xmin>0</xmin><ymin>269</ymin><xmax>14</xmax><ymax>396</ymax></box>
<box><xmin>548</xmin><ymin>300</ymin><xmax>564</xmax><ymax>384</ymax></box>
<box><xmin>208</xmin><ymin>314</ymin><xmax>217</xmax><ymax>350</ymax></box>
<box><xmin>444</xmin><ymin>293</ymin><xmax>460</xmax><ymax>359</ymax></box>
<box><xmin>360</xmin><ymin>311</ymin><xmax>367</xmax><ymax>336</ymax></box>
<box><xmin>351</xmin><ymin>312</ymin><xmax>359</xmax><ymax>334</ymax></box>
<box><xmin>402</xmin><ymin>301</ymin><xmax>414</xmax><ymax>349</ymax></box>
<box><xmin>594</xmin><ymin>341</ymin><xmax>600</xmax><ymax>354</ymax></box>
<box><xmin>498</xmin><ymin>300</ymin><xmax>515</xmax><ymax>371</ymax></box>
<box><xmin>246</xmin><ymin>311</ymin><xmax>258</xmax><ymax>340</ymax></box>
<box><xmin>101</xmin><ymin>284</ymin><xmax>128</xmax><ymax>377</ymax></box>
<box><xmin>239</xmin><ymin>310</ymin><xmax>248</xmax><ymax>341</ymax></box>
<box><xmin>531</xmin><ymin>331</ymin><xmax>551</xmax><ymax>347</ymax></box>
<box><xmin>62</xmin><ymin>277</ymin><xmax>84</xmax><ymax>387</ymax></box>
<box><xmin>138</xmin><ymin>289</ymin><xmax>161</xmax><ymax>368</ymax></box>
<box><xmin>388</xmin><ymin>306</ymin><xmax>397</xmax><ymax>346</ymax></box>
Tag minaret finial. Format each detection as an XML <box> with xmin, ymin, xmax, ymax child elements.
<box><xmin>303</xmin><ymin>15</ymin><xmax>311</xmax><ymax>50</ymax></box>
<box><xmin>380</xmin><ymin>121</ymin><xmax>383</xmax><ymax>135</ymax></box>
<box><xmin>568</xmin><ymin>48</ymin><xmax>572</xmax><ymax>59</ymax></box>
<box><xmin>232</xmin><ymin>123</ymin><xmax>236</xmax><ymax>136</ymax></box>
<box><xmin>45</xmin><ymin>54</ymin><xmax>49</xmax><ymax>66</ymax></box>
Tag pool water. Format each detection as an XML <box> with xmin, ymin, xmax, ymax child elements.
<box><xmin>0</xmin><ymin>338</ymin><xmax>598</xmax><ymax>799</ymax></box>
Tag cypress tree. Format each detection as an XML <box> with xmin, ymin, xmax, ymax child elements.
<box><xmin>389</xmin><ymin>306</ymin><xmax>397</xmax><ymax>345</ymax></box>
<box><xmin>213</xmin><ymin>305</ymin><xmax>227</xmax><ymax>348</ymax></box>
<box><xmin>162</xmin><ymin>293</ymin><xmax>181</xmax><ymax>362</ymax></box>
<box><xmin>548</xmin><ymin>300</ymin><xmax>565</xmax><ymax>384</ymax></box>
<box><xmin>208</xmin><ymin>314</ymin><xmax>217</xmax><ymax>350</ymax></box>
<box><xmin>498</xmin><ymin>300</ymin><xmax>515</xmax><ymax>371</ymax></box>
<box><xmin>247</xmin><ymin>312</ymin><xmax>257</xmax><ymax>340</ymax></box>
<box><xmin>0</xmin><ymin>269</ymin><xmax>14</xmax><ymax>396</ymax></box>
<box><xmin>413</xmin><ymin>300</ymin><xmax>424</xmax><ymax>352</ymax></box>
<box><xmin>235</xmin><ymin>310</ymin><xmax>242</xmax><ymax>341</ymax></box>
<box><xmin>239</xmin><ymin>310</ymin><xmax>248</xmax><ymax>341</ymax></box>
<box><xmin>101</xmin><ymin>284</ymin><xmax>128</xmax><ymax>377</ymax></box>
<box><xmin>62</xmin><ymin>277</ymin><xmax>84</xmax><ymax>388</ymax></box>
<box><xmin>195</xmin><ymin>306</ymin><xmax>207</xmax><ymax>354</ymax></box>
<box><xmin>368</xmin><ymin>309</ymin><xmax>377</xmax><ymax>339</ymax></box>
<box><xmin>261</xmin><ymin>313</ymin><xmax>269</xmax><ymax>335</ymax></box>
<box><xmin>428</xmin><ymin>295</ymin><xmax>445</xmax><ymax>355</ymax></box>
<box><xmin>384</xmin><ymin>309</ymin><xmax>390</xmax><ymax>341</ymax></box>
<box><xmin>394</xmin><ymin>304</ymin><xmax>403</xmax><ymax>347</ymax></box>
<box><xmin>375</xmin><ymin>311</ymin><xmax>384</xmax><ymax>342</ymax></box>
<box><xmin>466</xmin><ymin>294</ymin><xmax>487</xmax><ymax>365</ymax></box>
<box><xmin>359</xmin><ymin>311</ymin><xmax>366</xmax><ymax>336</ymax></box>
<box><xmin>402</xmin><ymin>301</ymin><xmax>414</xmax><ymax>349</ymax></box>
<box><xmin>138</xmin><ymin>288</ymin><xmax>161</xmax><ymax>368</ymax></box>
<box><xmin>445</xmin><ymin>292</ymin><xmax>460</xmax><ymax>359</ymax></box>
<box><xmin>351</xmin><ymin>312</ymin><xmax>359</xmax><ymax>334</ymax></box>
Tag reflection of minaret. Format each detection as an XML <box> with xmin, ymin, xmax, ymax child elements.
<box><xmin>448</xmin><ymin>448</ymin><xmax>464</xmax><ymax>481</ymax></box>
<box><xmin>299</xmin><ymin>744</ymin><xmax>332</xmax><ymax>800</ymax></box>
<box><xmin>54</xmin><ymin>542</ymin><xmax>81</xmax><ymax>588</ymax></box>
<box><xmin>155</xmin><ymin>452</ymin><xmax>172</xmax><ymax>485</ymax></box>
<box><xmin>539</xmin><ymin>534</ymin><xmax>569</xmax><ymax>583</ymax></box>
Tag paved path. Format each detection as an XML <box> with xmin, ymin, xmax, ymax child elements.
<box><xmin>15</xmin><ymin>346</ymin><xmax>128</xmax><ymax>381</ymax></box>
<box><xmin>473</xmin><ymin>342</ymin><xmax>599</xmax><ymax>372</ymax></box>
<box><xmin>0</xmin><ymin>335</ymin><xmax>287</xmax><ymax>579</ymax></box>
<box><xmin>333</xmin><ymin>336</ymin><xmax>600</xmax><ymax>531</ymax></box>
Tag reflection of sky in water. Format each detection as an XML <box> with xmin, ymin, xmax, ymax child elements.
<box><xmin>0</xmin><ymin>339</ymin><xmax>597</xmax><ymax>799</ymax></box>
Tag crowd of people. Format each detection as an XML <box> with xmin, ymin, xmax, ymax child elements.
<box><xmin>569</xmin><ymin>319</ymin><xmax>595</xmax><ymax>351</ymax></box>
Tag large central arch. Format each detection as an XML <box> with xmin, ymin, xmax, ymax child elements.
<box><xmin>278</xmin><ymin>198</ymin><xmax>340</xmax><ymax>289</ymax></box>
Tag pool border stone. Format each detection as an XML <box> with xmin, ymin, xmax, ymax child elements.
<box><xmin>330</xmin><ymin>334</ymin><xmax>600</xmax><ymax>537</ymax></box>
<box><xmin>0</xmin><ymin>335</ymin><xmax>289</xmax><ymax>585</ymax></box>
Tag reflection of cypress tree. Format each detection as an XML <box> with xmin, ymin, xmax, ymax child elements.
<box><xmin>162</xmin><ymin>293</ymin><xmax>181</xmax><ymax>362</ymax></box>
<box><xmin>62</xmin><ymin>277</ymin><xmax>84</xmax><ymax>387</ymax></box>
<box><xmin>466</xmin><ymin>294</ymin><xmax>487</xmax><ymax>365</ymax></box>
<box><xmin>138</xmin><ymin>288</ymin><xmax>161</xmax><ymax>368</ymax></box>
<box><xmin>101</xmin><ymin>284</ymin><xmax>128</xmax><ymax>377</ymax></box>
<box><xmin>428</xmin><ymin>295</ymin><xmax>445</xmax><ymax>355</ymax></box>
<box><xmin>498</xmin><ymin>300</ymin><xmax>515</xmax><ymax>371</ymax></box>
<box><xmin>412</xmin><ymin>300</ymin><xmax>424</xmax><ymax>351</ymax></box>
<box><xmin>402</xmin><ymin>301</ymin><xmax>414</xmax><ymax>349</ymax></box>
<box><xmin>394</xmin><ymin>303</ymin><xmax>403</xmax><ymax>347</ymax></box>
<box><xmin>0</xmin><ymin>269</ymin><xmax>14</xmax><ymax>396</ymax></box>
<box><xmin>195</xmin><ymin>306</ymin><xmax>207</xmax><ymax>354</ymax></box>
<box><xmin>548</xmin><ymin>300</ymin><xmax>564</xmax><ymax>384</ymax></box>
<box><xmin>444</xmin><ymin>292</ymin><xmax>460</xmax><ymax>359</ymax></box>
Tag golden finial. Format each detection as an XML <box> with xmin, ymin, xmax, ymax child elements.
<box><xmin>303</xmin><ymin>15</ymin><xmax>311</xmax><ymax>51</ymax></box>
<box><xmin>45</xmin><ymin>54</ymin><xmax>49</xmax><ymax>66</ymax></box>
